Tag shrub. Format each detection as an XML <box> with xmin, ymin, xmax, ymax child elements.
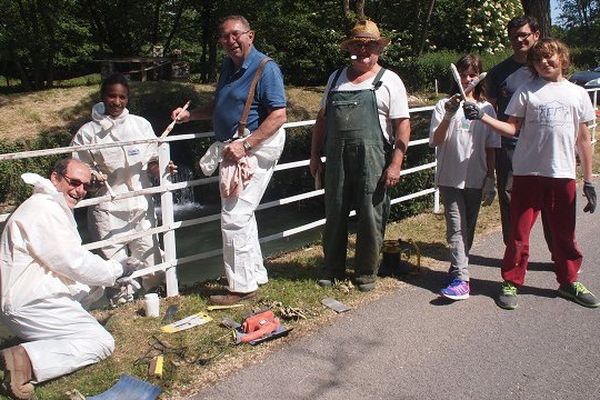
<box><xmin>0</xmin><ymin>130</ymin><xmax>71</xmax><ymax>204</ymax></box>
<box><xmin>570</xmin><ymin>47</ymin><xmax>600</xmax><ymax>70</ymax></box>
<box><xmin>384</xmin><ymin>50</ymin><xmax>512</xmax><ymax>93</ymax></box>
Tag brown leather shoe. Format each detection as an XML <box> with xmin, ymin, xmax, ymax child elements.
<box><xmin>0</xmin><ymin>345</ymin><xmax>34</xmax><ymax>400</ymax></box>
<box><xmin>209</xmin><ymin>291</ymin><xmax>257</xmax><ymax>306</ymax></box>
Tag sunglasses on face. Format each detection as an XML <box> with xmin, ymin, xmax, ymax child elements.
<box><xmin>61</xmin><ymin>174</ymin><xmax>91</xmax><ymax>191</ymax></box>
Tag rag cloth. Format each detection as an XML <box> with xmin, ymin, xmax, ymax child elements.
<box><xmin>198</xmin><ymin>141</ymin><xmax>257</xmax><ymax>198</ymax></box>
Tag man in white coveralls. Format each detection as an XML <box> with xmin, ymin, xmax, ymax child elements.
<box><xmin>0</xmin><ymin>159</ymin><xmax>132</xmax><ymax>399</ymax></box>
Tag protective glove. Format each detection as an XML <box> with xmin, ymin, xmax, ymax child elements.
<box><xmin>443</xmin><ymin>94</ymin><xmax>462</xmax><ymax>121</ymax></box>
<box><xmin>90</xmin><ymin>169</ymin><xmax>107</xmax><ymax>183</ymax></box>
<box><xmin>463</xmin><ymin>101</ymin><xmax>484</xmax><ymax>120</ymax></box>
<box><xmin>119</xmin><ymin>257</ymin><xmax>144</xmax><ymax>278</ymax></box>
<box><xmin>481</xmin><ymin>176</ymin><xmax>496</xmax><ymax>206</ymax></box>
<box><xmin>583</xmin><ymin>181</ymin><xmax>596</xmax><ymax>213</ymax></box>
<box><xmin>106</xmin><ymin>279</ymin><xmax>142</xmax><ymax>308</ymax></box>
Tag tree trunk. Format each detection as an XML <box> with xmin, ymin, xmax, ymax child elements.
<box><xmin>163</xmin><ymin>0</ymin><xmax>187</xmax><ymax>55</ymax></box>
<box><xmin>151</xmin><ymin>0</ymin><xmax>161</xmax><ymax>45</ymax></box>
<box><xmin>521</xmin><ymin>0</ymin><xmax>551</xmax><ymax>37</ymax></box>
<box><xmin>417</xmin><ymin>0</ymin><xmax>436</xmax><ymax>56</ymax></box>
<box><xmin>355</xmin><ymin>0</ymin><xmax>365</xmax><ymax>19</ymax></box>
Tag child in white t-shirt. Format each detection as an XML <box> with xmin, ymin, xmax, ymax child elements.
<box><xmin>429</xmin><ymin>54</ymin><xmax>501</xmax><ymax>300</ymax></box>
<box><xmin>463</xmin><ymin>38</ymin><xmax>598</xmax><ymax>310</ymax></box>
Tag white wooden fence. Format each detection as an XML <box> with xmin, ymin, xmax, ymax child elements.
<box><xmin>0</xmin><ymin>88</ymin><xmax>597</xmax><ymax>297</ymax></box>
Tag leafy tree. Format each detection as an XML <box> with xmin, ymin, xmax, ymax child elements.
<box><xmin>557</xmin><ymin>0</ymin><xmax>599</xmax><ymax>45</ymax></box>
<box><xmin>0</xmin><ymin>0</ymin><xmax>97</xmax><ymax>89</ymax></box>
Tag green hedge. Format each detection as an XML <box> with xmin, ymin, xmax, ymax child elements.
<box><xmin>0</xmin><ymin>131</ymin><xmax>72</xmax><ymax>204</ymax></box>
<box><xmin>570</xmin><ymin>47</ymin><xmax>600</xmax><ymax>70</ymax></box>
<box><xmin>384</xmin><ymin>50</ymin><xmax>512</xmax><ymax>93</ymax></box>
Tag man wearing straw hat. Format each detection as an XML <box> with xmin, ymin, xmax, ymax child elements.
<box><xmin>171</xmin><ymin>15</ymin><xmax>286</xmax><ymax>305</ymax></box>
<box><xmin>310</xmin><ymin>20</ymin><xmax>411</xmax><ymax>291</ymax></box>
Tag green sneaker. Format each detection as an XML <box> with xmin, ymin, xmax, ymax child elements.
<box><xmin>497</xmin><ymin>281</ymin><xmax>518</xmax><ymax>310</ymax></box>
<box><xmin>558</xmin><ymin>282</ymin><xmax>600</xmax><ymax>308</ymax></box>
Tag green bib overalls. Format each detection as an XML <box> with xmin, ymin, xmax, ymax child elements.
<box><xmin>323</xmin><ymin>67</ymin><xmax>391</xmax><ymax>283</ymax></box>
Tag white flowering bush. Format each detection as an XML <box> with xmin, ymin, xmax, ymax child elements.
<box><xmin>466</xmin><ymin>0</ymin><xmax>523</xmax><ymax>53</ymax></box>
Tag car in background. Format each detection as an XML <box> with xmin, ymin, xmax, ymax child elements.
<box><xmin>570</xmin><ymin>66</ymin><xmax>600</xmax><ymax>89</ymax></box>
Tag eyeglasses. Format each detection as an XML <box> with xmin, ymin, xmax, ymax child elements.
<box><xmin>219</xmin><ymin>30</ymin><xmax>250</xmax><ymax>42</ymax></box>
<box><xmin>348</xmin><ymin>41</ymin><xmax>380</xmax><ymax>52</ymax></box>
<box><xmin>510</xmin><ymin>32</ymin><xmax>533</xmax><ymax>42</ymax></box>
<box><xmin>61</xmin><ymin>174</ymin><xmax>91</xmax><ymax>190</ymax></box>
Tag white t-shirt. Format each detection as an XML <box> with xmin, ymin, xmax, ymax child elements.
<box><xmin>506</xmin><ymin>78</ymin><xmax>595</xmax><ymax>179</ymax></box>
<box><xmin>429</xmin><ymin>99</ymin><xmax>500</xmax><ymax>189</ymax></box>
<box><xmin>320</xmin><ymin>67</ymin><xmax>410</xmax><ymax>143</ymax></box>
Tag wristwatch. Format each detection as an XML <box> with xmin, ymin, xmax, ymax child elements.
<box><xmin>243</xmin><ymin>140</ymin><xmax>252</xmax><ymax>152</ymax></box>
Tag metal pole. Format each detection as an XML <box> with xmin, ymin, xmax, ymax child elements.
<box><xmin>158</xmin><ymin>142</ymin><xmax>179</xmax><ymax>297</ymax></box>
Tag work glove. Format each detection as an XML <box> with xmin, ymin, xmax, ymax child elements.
<box><xmin>481</xmin><ymin>176</ymin><xmax>496</xmax><ymax>206</ymax></box>
<box><xmin>107</xmin><ymin>258</ymin><xmax>144</xmax><ymax>308</ymax></box>
<box><xmin>90</xmin><ymin>169</ymin><xmax>107</xmax><ymax>183</ymax></box>
<box><xmin>463</xmin><ymin>101</ymin><xmax>484</xmax><ymax>120</ymax></box>
<box><xmin>443</xmin><ymin>94</ymin><xmax>462</xmax><ymax>121</ymax></box>
<box><xmin>583</xmin><ymin>181</ymin><xmax>596</xmax><ymax>213</ymax></box>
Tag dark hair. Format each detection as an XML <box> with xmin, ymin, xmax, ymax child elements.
<box><xmin>450</xmin><ymin>54</ymin><xmax>485</xmax><ymax>101</ymax></box>
<box><xmin>507</xmin><ymin>15</ymin><xmax>540</xmax><ymax>35</ymax></box>
<box><xmin>100</xmin><ymin>73</ymin><xmax>129</xmax><ymax>97</ymax></box>
<box><xmin>52</xmin><ymin>158</ymin><xmax>71</xmax><ymax>177</ymax></box>
<box><xmin>527</xmin><ymin>38</ymin><xmax>570</xmax><ymax>77</ymax></box>
<box><xmin>219</xmin><ymin>15</ymin><xmax>251</xmax><ymax>32</ymax></box>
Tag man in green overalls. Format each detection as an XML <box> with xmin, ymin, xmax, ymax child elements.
<box><xmin>310</xmin><ymin>20</ymin><xmax>411</xmax><ymax>291</ymax></box>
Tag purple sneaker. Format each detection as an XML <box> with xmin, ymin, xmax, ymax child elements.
<box><xmin>440</xmin><ymin>278</ymin><xmax>470</xmax><ymax>300</ymax></box>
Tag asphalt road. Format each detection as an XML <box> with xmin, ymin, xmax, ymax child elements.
<box><xmin>191</xmin><ymin>192</ymin><xmax>600</xmax><ymax>400</ymax></box>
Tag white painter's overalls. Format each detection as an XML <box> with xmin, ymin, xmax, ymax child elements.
<box><xmin>220</xmin><ymin>128</ymin><xmax>285</xmax><ymax>293</ymax></box>
<box><xmin>72</xmin><ymin>103</ymin><xmax>162</xmax><ymax>288</ymax></box>
<box><xmin>0</xmin><ymin>174</ymin><xmax>124</xmax><ymax>382</ymax></box>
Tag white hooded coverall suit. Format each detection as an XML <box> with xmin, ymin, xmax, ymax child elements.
<box><xmin>72</xmin><ymin>103</ymin><xmax>162</xmax><ymax>287</ymax></box>
<box><xmin>0</xmin><ymin>174</ymin><xmax>125</xmax><ymax>382</ymax></box>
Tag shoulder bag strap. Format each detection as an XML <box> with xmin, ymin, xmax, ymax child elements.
<box><xmin>238</xmin><ymin>57</ymin><xmax>272</xmax><ymax>137</ymax></box>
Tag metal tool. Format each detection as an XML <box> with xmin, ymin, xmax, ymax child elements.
<box><xmin>464</xmin><ymin>72</ymin><xmax>487</xmax><ymax>95</ymax></box>
<box><xmin>450</xmin><ymin>63</ymin><xmax>467</xmax><ymax>100</ymax></box>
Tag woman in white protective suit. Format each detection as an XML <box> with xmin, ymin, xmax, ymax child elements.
<box><xmin>72</xmin><ymin>73</ymin><xmax>168</xmax><ymax>300</ymax></box>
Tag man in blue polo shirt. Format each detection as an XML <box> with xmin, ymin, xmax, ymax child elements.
<box><xmin>172</xmin><ymin>15</ymin><xmax>287</xmax><ymax>305</ymax></box>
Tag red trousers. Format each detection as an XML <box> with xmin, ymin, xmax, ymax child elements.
<box><xmin>502</xmin><ymin>176</ymin><xmax>582</xmax><ymax>286</ymax></box>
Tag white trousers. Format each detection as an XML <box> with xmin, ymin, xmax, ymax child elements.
<box><xmin>88</xmin><ymin>204</ymin><xmax>163</xmax><ymax>289</ymax></box>
<box><xmin>220</xmin><ymin>128</ymin><xmax>285</xmax><ymax>293</ymax></box>
<box><xmin>0</xmin><ymin>296</ymin><xmax>114</xmax><ymax>382</ymax></box>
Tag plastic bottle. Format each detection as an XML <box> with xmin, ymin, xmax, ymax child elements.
<box><xmin>144</xmin><ymin>293</ymin><xmax>160</xmax><ymax>317</ymax></box>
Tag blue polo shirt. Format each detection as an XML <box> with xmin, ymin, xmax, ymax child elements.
<box><xmin>213</xmin><ymin>47</ymin><xmax>286</xmax><ymax>141</ymax></box>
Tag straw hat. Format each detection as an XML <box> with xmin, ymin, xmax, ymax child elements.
<box><xmin>340</xmin><ymin>20</ymin><xmax>390</xmax><ymax>51</ymax></box>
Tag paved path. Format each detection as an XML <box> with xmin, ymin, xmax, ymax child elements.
<box><xmin>192</xmin><ymin>198</ymin><xmax>600</xmax><ymax>400</ymax></box>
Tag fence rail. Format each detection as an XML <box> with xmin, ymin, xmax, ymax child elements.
<box><xmin>1</xmin><ymin>87</ymin><xmax>598</xmax><ymax>297</ymax></box>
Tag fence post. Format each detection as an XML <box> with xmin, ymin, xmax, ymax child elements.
<box><xmin>433</xmin><ymin>147</ymin><xmax>440</xmax><ymax>213</ymax></box>
<box><xmin>158</xmin><ymin>142</ymin><xmax>179</xmax><ymax>297</ymax></box>
<box><xmin>593</xmin><ymin>90</ymin><xmax>598</xmax><ymax>145</ymax></box>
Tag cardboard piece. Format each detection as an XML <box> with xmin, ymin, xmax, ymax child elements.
<box><xmin>160</xmin><ymin>312</ymin><xmax>212</xmax><ymax>333</ymax></box>
<box><xmin>321</xmin><ymin>297</ymin><xmax>351</xmax><ymax>313</ymax></box>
